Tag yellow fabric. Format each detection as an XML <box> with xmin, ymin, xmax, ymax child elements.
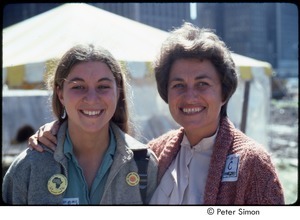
<box><xmin>239</xmin><ymin>66</ymin><xmax>252</xmax><ymax>80</ymax></box>
<box><xmin>264</xmin><ymin>66</ymin><xmax>273</xmax><ymax>76</ymax></box>
<box><xmin>239</xmin><ymin>66</ymin><xmax>272</xmax><ymax>80</ymax></box>
<box><xmin>6</xmin><ymin>65</ymin><xmax>25</xmax><ymax>87</ymax></box>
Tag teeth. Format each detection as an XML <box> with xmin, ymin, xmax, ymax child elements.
<box><xmin>82</xmin><ymin>110</ymin><xmax>101</xmax><ymax>116</ymax></box>
<box><xmin>182</xmin><ymin>107</ymin><xmax>202</xmax><ymax>114</ymax></box>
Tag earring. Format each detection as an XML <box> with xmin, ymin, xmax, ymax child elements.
<box><xmin>61</xmin><ymin>108</ymin><xmax>67</xmax><ymax>119</ymax></box>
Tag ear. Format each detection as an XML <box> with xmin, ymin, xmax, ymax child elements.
<box><xmin>56</xmin><ymin>86</ymin><xmax>65</xmax><ymax>106</ymax></box>
<box><xmin>221</xmin><ymin>99</ymin><xmax>227</xmax><ymax>107</ymax></box>
<box><xmin>221</xmin><ymin>92</ymin><xmax>227</xmax><ymax>106</ymax></box>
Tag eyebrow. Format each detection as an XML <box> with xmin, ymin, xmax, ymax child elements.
<box><xmin>169</xmin><ymin>74</ymin><xmax>211</xmax><ymax>83</ymax></box>
<box><xmin>195</xmin><ymin>75</ymin><xmax>212</xmax><ymax>80</ymax></box>
<box><xmin>66</xmin><ymin>77</ymin><xmax>114</xmax><ymax>84</ymax></box>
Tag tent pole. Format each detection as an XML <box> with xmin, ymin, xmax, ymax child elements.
<box><xmin>240</xmin><ymin>80</ymin><xmax>251</xmax><ymax>133</ymax></box>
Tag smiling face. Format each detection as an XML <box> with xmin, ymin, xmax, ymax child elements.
<box><xmin>168</xmin><ymin>58</ymin><xmax>225</xmax><ymax>144</ymax></box>
<box><xmin>57</xmin><ymin>61</ymin><xmax>119</xmax><ymax>134</ymax></box>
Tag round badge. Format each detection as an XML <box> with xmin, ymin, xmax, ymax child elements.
<box><xmin>48</xmin><ymin>174</ymin><xmax>68</xmax><ymax>195</ymax></box>
<box><xmin>126</xmin><ymin>172</ymin><xmax>140</xmax><ymax>186</ymax></box>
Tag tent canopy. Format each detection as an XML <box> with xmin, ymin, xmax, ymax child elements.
<box><xmin>3</xmin><ymin>3</ymin><xmax>272</xmax><ymax>80</ymax></box>
<box><xmin>3</xmin><ymin>3</ymin><xmax>169</xmax><ymax>66</ymax></box>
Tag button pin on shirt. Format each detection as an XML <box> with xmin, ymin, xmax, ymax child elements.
<box><xmin>48</xmin><ymin>174</ymin><xmax>68</xmax><ymax>195</ymax></box>
<box><xmin>126</xmin><ymin>172</ymin><xmax>140</xmax><ymax>186</ymax></box>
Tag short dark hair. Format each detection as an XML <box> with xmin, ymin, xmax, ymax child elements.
<box><xmin>154</xmin><ymin>22</ymin><xmax>238</xmax><ymax>117</ymax></box>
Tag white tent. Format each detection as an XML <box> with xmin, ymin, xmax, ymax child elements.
<box><xmin>3</xmin><ymin>3</ymin><xmax>169</xmax><ymax>66</ymax></box>
<box><xmin>2</xmin><ymin>3</ymin><xmax>273</xmax><ymax>148</ymax></box>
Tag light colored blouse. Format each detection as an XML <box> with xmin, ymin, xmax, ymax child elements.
<box><xmin>150</xmin><ymin>131</ymin><xmax>217</xmax><ymax>204</ymax></box>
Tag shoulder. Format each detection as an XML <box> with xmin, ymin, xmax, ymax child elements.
<box><xmin>147</xmin><ymin>128</ymin><xmax>184</xmax><ymax>159</ymax></box>
<box><xmin>111</xmin><ymin>123</ymin><xmax>147</xmax><ymax>149</ymax></box>
<box><xmin>227</xmin><ymin>122</ymin><xmax>274</xmax><ymax>168</ymax></box>
<box><xmin>234</xmin><ymin>128</ymin><xmax>269</xmax><ymax>156</ymax></box>
<box><xmin>219</xmin><ymin>119</ymin><xmax>279</xmax><ymax>184</ymax></box>
<box><xmin>217</xmin><ymin>117</ymin><xmax>273</xmax><ymax>169</ymax></box>
<box><xmin>7</xmin><ymin>149</ymin><xmax>31</xmax><ymax>171</ymax></box>
<box><xmin>148</xmin><ymin>128</ymin><xmax>184</xmax><ymax>148</ymax></box>
<box><xmin>219</xmin><ymin>117</ymin><xmax>269</xmax><ymax>156</ymax></box>
<box><xmin>232</xmin><ymin>129</ymin><xmax>282</xmax><ymax>199</ymax></box>
<box><xmin>124</xmin><ymin>133</ymin><xmax>158</xmax><ymax>163</ymax></box>
<box><xmin>110</xmin><ymin>123</ymin><xmax>158</xmax><ymax>164</ymax></box>
<box><xmin>4</xmin><ymin>148</ymin><xmax>53</xmax><ymax>179</ymax></box>
<box><xmin>10</xmin><ymin>148</ymin><xmax>50</xmax><ymax>166</ymax></box>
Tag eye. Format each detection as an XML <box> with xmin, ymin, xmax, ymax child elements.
<box><xmin>96</xmin><ymin>83</ymin><xmax>113</xmax><ymax>91</ymax></box>
<box><xmin>196</xmin><ymin>81</ymin><xmax>209</xmax><ymax>87</ymax></box>
<box><xmin>98</xmin><ymin>85</ymin><xmax>111</xmax><ymax>89</ymax></box>
<box><xmin>71</xmin><ymin>85</ymin><xmax>85</xmax><ymax>90</ymax></box>
<box><xmin>171</xmin><ymin>83</ymin><xmax>185</xmax><ymax>89</ymax></box>
<box><xmin>66</xmin><ymin>80</ymin><xmax>85</xmax><ymax>90</ymax></box>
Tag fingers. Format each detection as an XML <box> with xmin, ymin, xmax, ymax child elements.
<box><xmin>28</xmin><ymin>120</ymin><xmax>59</xmax><ymax>152</ymax></box>
<box><xmin>42</xmin><ymin>121</ymin><xmax>59</xmax><ymax>142</ymax></box>
<box><xmin>28</xmin><ymin>133</ymin><xmax>44</xmax><ymax>152</ymax></box>
<box><xmin>52</xmin><ymin>121</ymin><xmax>60</xmax><ymax>135</ymax></box>
<box><xmin>37</xmin><ymin>135</ymin><xmax>57</xmax><ymax>152</ymax></box>
<box><xmin>38</xmin><ymin>126</ymin><xmax>57</xmax><ymax>150</ymax></box>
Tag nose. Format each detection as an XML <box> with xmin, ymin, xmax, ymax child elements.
<box><xmin>184</xmin><ymin>87</ymin><xmax>198</xmax><ymax>103</ymax></box>
<box><xmin>83</xmin><ymin>88</ymin><xmax>99</xmax><ymax>104</ymax></box>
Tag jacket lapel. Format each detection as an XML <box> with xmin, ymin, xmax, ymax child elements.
<box><xmin>204</xmin><ymin>117</ymin><xmax>235</xmax><ymax>204</ymax></box>
<box><xmin>157</xmin><ymin>128</ymin><xmax>184</xmax><ymax>183</ymax></box>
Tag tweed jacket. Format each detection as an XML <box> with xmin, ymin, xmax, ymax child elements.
<box><xmin>2</xmin><ymin>121</ymin><xmax>158</xmax><ymax>205</ymax></box>
<box><xmin>148</xmin><ymin>117</ymin><xmax>284</xmax><ymax>205</ymax></box>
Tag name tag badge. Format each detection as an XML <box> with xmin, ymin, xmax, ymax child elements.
<box><xmin>222</xmin><ymin>154</ymin><xmax>239</xmax><ymax>182</ymax></box>
<box><xmin>62</xmin><ymin>198</ymin><xmax>79</xmax><ymax>205</ymax></box>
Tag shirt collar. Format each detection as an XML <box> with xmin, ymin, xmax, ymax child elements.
<box><xmin>181</xmin><ymin>127</ymin><xmax>218</xmax><ymax>152</ymax></box>
<box><xmin>64</xmin><ymin>126</ymin><xmax>116</xmax><ymax>160</ymax></box>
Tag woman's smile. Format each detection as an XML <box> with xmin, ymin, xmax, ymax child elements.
<box><xmin>180</xmin><ymin>106</ymin><xmax>205</xmax><ymax>115</ymax></box>
<box><xmin>80</xmin><ymin>109</ymin><xmax>104</xmax><ymax>117</ymax></box>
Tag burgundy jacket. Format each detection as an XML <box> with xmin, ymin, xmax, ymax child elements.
<box><xmin>148</xmin><ymin>117</ymin><xmax>285</xmax><ymax>205</ymax></box>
